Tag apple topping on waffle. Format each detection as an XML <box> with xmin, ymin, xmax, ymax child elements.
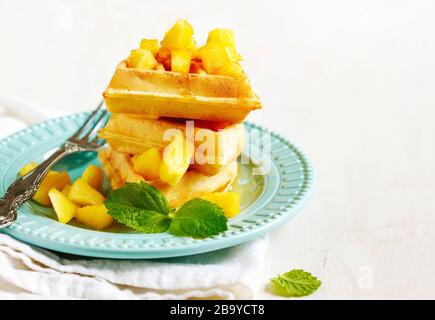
<box><xmin>126</xmin><ymin>19</ymin><xmax>244</xmax><ymax>78</ymax></box>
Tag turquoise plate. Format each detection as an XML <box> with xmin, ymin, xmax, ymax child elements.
<box><xmin>0</xmin><ymin>113</ymin><xmax>313</xmax><ymax>259</ymax></box>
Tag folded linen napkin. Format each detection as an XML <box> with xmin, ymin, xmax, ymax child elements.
<box><xmin>0</xmin><ymin>96</ymin><xmax>269</xmax><ymax>300</ymax></box>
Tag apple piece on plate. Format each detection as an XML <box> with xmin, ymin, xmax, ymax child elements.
<box><xmin>68</xmin><ymin>179</ymin><xmax>105</xmax><ymax>206</ymax></box>
<box><xmin>32</xmin><ymin>172</ymin><xmax>71</xmax><ymax>207</ymax></box>
<box><xmin>75</xmin><ymin>204</ymin><xmax>113</xmax><ymax>230</ymax></box>
<box><xmin>19</xmin><ymin>162</ymin><xmax>39</xmax><ymax>176</ymax></box>
<box><xmin>48</xmin><ymin>188</ymin><xmax>77</xmax><ymax>224</ymax></box>
<box><xmin>19</xmin><ymin>162</ymin><xmax>70</xmax><ymax>206</ymax></box>
<box><xmin>81</xmin><ymin>164</ymin><xmax>104</xmax><ymax>191</ymax></box>
<box><xmin>201</xmin><ymin>192</ymin><xmax>240</xmax><ymax>218</ymax></box>
<box><xmin>61</xmin><ymin>184</ymin><xmax>71</xmax><ymax>196</ymax></box>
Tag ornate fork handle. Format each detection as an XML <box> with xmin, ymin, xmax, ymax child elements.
<box><xmin>0</xmin><ymin>143</ymin><xmax>82</xmax><ymax>228</ymax></box>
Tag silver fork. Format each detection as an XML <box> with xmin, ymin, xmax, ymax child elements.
<box><xmin>0</xmin><ymin>101</ymin><xmax>109</xmax><ymax>228</ymax></box>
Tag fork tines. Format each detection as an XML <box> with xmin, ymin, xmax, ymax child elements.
<box><xmin>68</xmin><ymin>101</ymin><xmax>109</xmax><ymax>148</ymax></box>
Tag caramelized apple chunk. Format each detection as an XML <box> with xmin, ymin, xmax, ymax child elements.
<box><xmin>127</xmin><ymin>49</ymin><xmax>158</xmax><ymax>70</ymax></box>
<box><xmin>217</xmin><ymin>62</ymin><xmax>244</xmax><ymax>78</ymax></box>
<box><xmin>198</xmin><ymin>40</ymin><xmax>232</xmax><ymax>75</ymax></box>
<box><xmin>201</xmin><ymin>192</ymin><xmax>240</xmax><ymax>218</ymax></box>
<box><xmin>140</xmin><ymin>38</ymin><xmax>159</xmax><ymax>56</ymax></box>
<box><xmin>68</xmin><ymin>179</ymin><xmax>105</xmax><ymax>206</ymax></box>
<box><xmin>33</xmin><ymin>172</ymin><xmax>71</xmax><ymax>207</ymax></box>
<box><xmin>81</xmin><ymin>164</ymin><xmax>104</xmax><ymax>191</ymax></box>
<box><xmin>19</xmin><ymin>162</ymin><xmax>70</xmax><ymax>207</ymax></box>
<box><xmin>160</xmin><ymin>133</ymin><xmax>194</xmax><ymax>186</ymax></box>
<box><xmin>207</xmin><ymin>28</ymin><xmax>241</xmax><ymax>62</ymax></box>
<box><xmin>161</xmin><ymin>19</ymin><xmax>196</xmax><ymax>51</ymax></box>
<box><xmin>132</xmin><ymin>148</ymin><xmax>162</xmax><ymax>181</ymax></box>
<box><xmin>75</xmin><ymin>204</ymin><xmax>113</xmax><ymax>230</ymax></box>
<box><xmin>61</xmin><ymin>184</ymin><xmax>72</xmax><ymax>196</ymax></box>
<box><xmin>126</xmin><ymin>20</ymin><xmax>245</xmax><ymax>77</ymax></box>
<box><xmin>48</xmin><ymin>188</ymin><xmax>77</xmax><ymax>224</ymax></box>
<box><xmin>171</xmin><ymin>49</ymin><xmax>192</xmax><ymax>73</ymax></box>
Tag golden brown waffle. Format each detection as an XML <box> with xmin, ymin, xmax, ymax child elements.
<box><xmin>98</xmin><ymin>113</ymin><xmax>246</xmax><ymax>170</ymax></box>
<box><xmin>103</xmin><ymin>61</ymin><xmax>262</xmax><ymax>123</ymax></box>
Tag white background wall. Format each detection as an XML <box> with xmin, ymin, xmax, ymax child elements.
<box><xmin>1</xmin><ymin>0</ymin><xmax>435</xmax><ymax>299</ymax></box>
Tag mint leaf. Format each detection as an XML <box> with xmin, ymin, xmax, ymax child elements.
<box><xmin>105</xmin><ymin>203</ymin><xmax>171</xmax><ymax>233</ymax></box>
<box><xmin>270</xmin><ymin>269</ymin><xmax>321</xmax><ymax>297</ymax></box>
<box><xmin>104</xmin><ymin>182</ymin><xmax>171</xmax><ymax>233</ymax></box>
<box><xmin>169</xmin><ymin>198</ymin><xmax>228</xmax><ymax>238</ymax></box>
<box><xmin>106</xmin><ymin>182</ymin><xmax>171</xmax><ymax>214</ymax></box>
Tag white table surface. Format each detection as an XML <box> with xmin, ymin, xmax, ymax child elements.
<box><xmin>1</xmin><ymin>0</ymin><xmax>435</xmax><ymax>299</ymax></box>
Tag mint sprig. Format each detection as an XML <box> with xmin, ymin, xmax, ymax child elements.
<box><xmin>270</xmin><ymin>269</ymin><xmax>321</xmax><ymax>297</ymax></box>
<box><xmin>104</xmin><ymin>182</ymin><xmax>227</xmax><ymax>238</ymax></box>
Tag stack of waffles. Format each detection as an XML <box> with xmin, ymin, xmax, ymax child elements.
<box><xmin>98</xmin><ymin>20</ymin><xmax>262</xmax><ymax>208</ymax></box>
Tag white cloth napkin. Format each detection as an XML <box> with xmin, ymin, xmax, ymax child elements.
<box><xmin>0</xmin><ymin>96</ymin><xmax>269</xmax><ymax>300</ymax></box>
